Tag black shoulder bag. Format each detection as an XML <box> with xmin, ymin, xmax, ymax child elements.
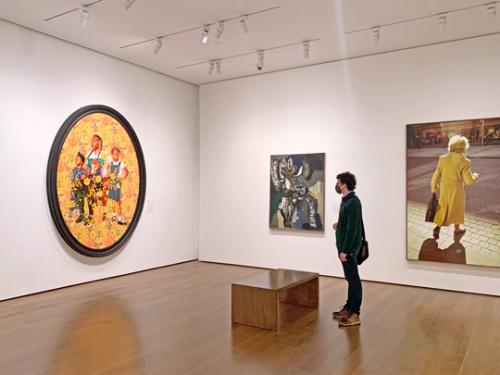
<box><xmin>425</xmin><ymin>193</ymin><xmax>438</xmax><ymax>222</ymax></box>
<box><xmin>357</xmin><ymin>216</ymin><xmax>369</xmax><ymax>265</ymax></box>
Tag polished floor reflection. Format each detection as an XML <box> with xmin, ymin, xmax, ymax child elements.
<box><xmin>49</xmin><ymin>297</ymin><xmax>142</xmax><ymax>375</ymax></box>
<box><xmin>0</xmin><ymin>261</ymin><xmax>499</xmax><ymax>374</ymax></box>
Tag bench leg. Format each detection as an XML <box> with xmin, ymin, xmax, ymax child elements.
<box><xmin>280</xmin><ymin>277</ymin><xmax>319</xmax><ymax>308</ymax></box>
<box><xmin>232</xmin><ymin>285</ymin><xmax>279</xmax><ymax>331</ymax></box>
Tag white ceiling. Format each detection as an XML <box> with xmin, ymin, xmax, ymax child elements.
<box><xmin>1</xmin><ymin>0</ymin><xmax>499</xmax><ymax>85</ymax></box>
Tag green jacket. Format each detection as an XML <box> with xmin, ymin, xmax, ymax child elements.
<box><xmin>336</xmin><ymin>192</ymin><xmax>363</xmax><ymax>256</ymax></box>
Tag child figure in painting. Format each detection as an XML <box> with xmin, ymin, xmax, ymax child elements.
<box><xmin>70</xmin><ymin>152</ymin><xmax>88</xmax><ymax>223</ymax></box>
<box><xmin>85</xmin><ymin>134</ymin><xmax>108</xmax><ymax>225</ymax></box>
<box><xmin>107</xmin><ymin>147</ymin><xmax>129</xmax><ymax>225</ymax></box>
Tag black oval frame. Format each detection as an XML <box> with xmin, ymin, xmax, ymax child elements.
<box><xmin>47</xmin><ymin>105</ymin><xmax>146</xmax><ymax>257</ymax></box>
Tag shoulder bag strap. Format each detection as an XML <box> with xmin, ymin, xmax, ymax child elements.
<box><xmin>361</xmin><ymin>210</ymin><xmax>366</xmax><ymax>242</ymax></box>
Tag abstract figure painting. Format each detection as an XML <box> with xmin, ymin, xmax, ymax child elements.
<box><xmin>270</xmin><ymin>153</ymin><xmax>325</xmax><ymax>231</ymax></box>
<box><xmin>407</xmin><ymin>118</ymin><xmax>500</xmax><ymax>267</ymax></box>
<box><xmin>47</xmin><ymin>105</ymin><xmax>146</xmax><ymax>257</ymax></box>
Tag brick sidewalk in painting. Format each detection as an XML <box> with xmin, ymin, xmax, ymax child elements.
<box><xmin>407</xmin><ymin>201</ymin><xmax>500</xmax><ymax>267</ymax></box>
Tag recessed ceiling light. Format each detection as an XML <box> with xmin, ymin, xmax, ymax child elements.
<box><xmin>438</xmin><ymin>13</ymin><xmax>448</xmax><ymax>29</ymax></box>
<box><xmin>80</xmin><ymin>6</ymin><xmax>90</xmax><ymax>28</ymax></box>
<box><xmin>303</xmin><ymin>41</ymin><xmax>310</xmax><ymax>58</ymax></box>
<box><xmin>153</xmin><ymin>37</ymin><xmax>162</xmax><ymax>55</ymax></box>
<box><xmin>256</xmin><ymin>50</ymin><xmax>264</xmax><ymax>71</ymax></box>
<box><xmin>486</xmin><ymin>3</ymin><xmax>497</xmax><ymax>20</ymax></box>
<box><xmin>372</xmin><ymin>26</ymin><xmax>381</xmax><ymax>44</ymax></box>
<box><xmin>215</xmin><ymin>21</ymin><xmax>225</xmax><ymax>39</ymax></box>
<box><xmin>201</xmin><ymin>25</ymin><xmax>210</xmax><ymax>44</ymax></box>
<box><xmin>124</xmin><ymin>0</ymin><xmax>136</xmax><ymax>10</ymax></box>
<box><xmin>239</xmin><ymin>16</ymin><xmax>249</xmax><ymax>34</ymax></box>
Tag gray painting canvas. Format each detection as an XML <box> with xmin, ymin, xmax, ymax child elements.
<box><xmin>270</xmin><ymin>153</ymin><xmax>325</xmax><ymax>231</ymax></box>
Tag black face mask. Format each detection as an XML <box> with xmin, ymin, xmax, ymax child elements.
<box><xmin>335</xmin><ymin>184</ymin><xmax>342</xmax><ymax>194</ymax></box>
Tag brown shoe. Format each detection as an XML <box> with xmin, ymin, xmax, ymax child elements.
<box><xmin>432</xmin><ymin>226</ymin><xmax>440</xmax><ymax>239</ymax></box>
<box><xmin>454</xmin><ymin>228</ymin><xmax>466</xmax><ymax>238</ymax></box>
<box><xmin>338</xmin><ymin>313</ymin><xmax>360</xmax><ymax>327</ymax></box>
<box><xmin>332</xmin><ymin>307</ymin><xmax>350</xmax><ymax>321</ymax></box>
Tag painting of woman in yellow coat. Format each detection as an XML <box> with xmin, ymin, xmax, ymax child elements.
<box><xmin>431</xmin><ymin>135</ymin><xmax>479</xmax><ymax>239</ymax></box>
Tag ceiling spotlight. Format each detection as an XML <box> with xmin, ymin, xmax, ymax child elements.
<box><xmin>486</xmin><ymin>3</ymin><xmax>497</xmax><ymax>20</ymax></box>
<box><xmin>208</xmin><ymin>60</ymin><xmax>215</xmax><ymax>75</ymax></box>
<box><xmin>215</xmin><ymin>21</ymin><xmax>224</xmax><ymax>39</ymax></box>
<box><xmin>438</xmin><ymin>13</ymin><xmax>447</xmax><ymax>29</ymax></box>
<box><xmin>153</xmin><ymin>37</ymin><xmax>162</xmax><ymax>55</ymax></box>
<box><xmin>124</xmin><ymin>0</ymin><xmax>136</xmax><ymax>10</ymax></box>
<box><xmin>80</xmin><ymin>6</ymin><xmax>90</xmax><ymax>28</ymax></box>
<box><xmin>201</xmin><ymin>25</ymin><xmax>210</xmax><ymax>44</ymax></box>
<box><xmin>372</xmin><ymin>26</ymin><xmax>381</xmax><ymax>44</ymax></box>
<box><xmin>239</xmin><ymin>15</ymin><xmax>249</xmax><ymax>34</ymax></box>
<box><xmin>215</xmin><ymin>59</ymin><xmax>221</xmax><ymax>74</ymax></box>
<box><xmin>303</xmin><ymin>41</ymin><xmax>310</xmax><ymax>58</ymax></box>
<box><xmin>256</xmin><ymin>50</ymin><xmax>264</xmax><ymax>71</ymax></box>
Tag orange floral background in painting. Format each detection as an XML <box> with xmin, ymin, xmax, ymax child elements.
<box><xmin>56</xmin><ymin>113</ymin><xmax>140</xmax><ymax>250</ymax></box>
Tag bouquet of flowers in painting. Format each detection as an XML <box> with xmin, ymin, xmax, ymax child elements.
<box><xmin>269</xmin><ymin>153</ymin><xmax>325</xmax><ymax>231</ymax></box>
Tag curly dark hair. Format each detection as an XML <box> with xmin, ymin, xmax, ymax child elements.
<box><xmin>76</xmin><ymin>152</ymin><xmax>85</xmax><ymax>164</ymax></box>
<box><xmin>336</xmin><ymin>171</ymin><xmax>357</xmax><ymax>191</ymax></box>
<box><xmin>92</xmin><ymin>134</ymin><xmax>103</xmax><ymax>144</ymax></box>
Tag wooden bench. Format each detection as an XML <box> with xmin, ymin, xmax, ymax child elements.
<box><xmin>231</xmin><ymin>269</ymin><xmax>319</xmax><ymax>331</ymax></box>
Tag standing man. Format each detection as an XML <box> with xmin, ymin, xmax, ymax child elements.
<box><xmin>332</xmin><ymin>171</ymin><xmax>363</xmax><ymax>327</ymax></box>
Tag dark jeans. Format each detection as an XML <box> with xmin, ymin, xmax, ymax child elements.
<box><xmin>341</xmin><ymin>254</ymin><xmax>362</xmax><ymax>315</ymax></box>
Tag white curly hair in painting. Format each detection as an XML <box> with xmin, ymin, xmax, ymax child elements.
<box><xmin>448</xmin><ymin>135</ymin><xmax>470</xmax><ymax>153</ymax></box>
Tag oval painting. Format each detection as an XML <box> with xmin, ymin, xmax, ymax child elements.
<box><xmin>47</xmin><ymin>105</ymin><xmax>146</xmax><ymax>257</ymax></box>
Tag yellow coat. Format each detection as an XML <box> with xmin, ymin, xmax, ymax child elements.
<box><xmin>431</xmin><ymin>152</ymin><xmax>478</xmax><ymax>226</ymax></box>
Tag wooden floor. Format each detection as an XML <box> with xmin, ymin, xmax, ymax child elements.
<box><xmin>0</xmin><ymin>261</ymin><xmax>499</xmax><ymax>375</ymax></box>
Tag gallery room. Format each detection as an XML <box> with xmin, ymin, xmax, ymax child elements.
<box><xmin>0</xmin><ymin>0</ymin><xmax>499</xmax><ymax>373</ymax></box>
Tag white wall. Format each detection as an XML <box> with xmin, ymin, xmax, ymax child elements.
<box><xmin>199</xmin><ymin>34</ymin><xmax>500</xmax><ymax>296</ymax></box>
<box><xmin>0</xmin><ymin>20</ymin><xmax>199</xmax><ymax>301</ymax></box>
